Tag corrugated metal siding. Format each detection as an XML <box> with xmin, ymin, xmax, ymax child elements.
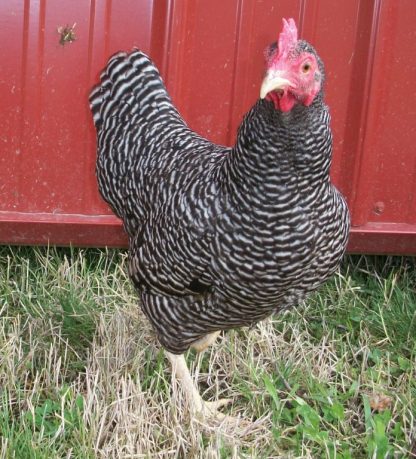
<box><xmin>0</xmin><ymin>0</ymin><xmax>415</xmax><ymax>253</ymax></box>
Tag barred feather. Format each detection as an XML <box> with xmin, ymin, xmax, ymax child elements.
<box><xmin>90</xmin><ymin>48</ymin><xmax>350</xmax><ymax>353</ymax></box>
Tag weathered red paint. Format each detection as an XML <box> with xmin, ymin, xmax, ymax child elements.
<box><xmin>0</xmin><ymin>0</ymin><xmax>415</xmax><ymax>254</ymax></box>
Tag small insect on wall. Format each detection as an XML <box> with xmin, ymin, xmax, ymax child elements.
<box><xmin>0</xmin><ymin>0</ymin><xmax>415</xmax><ymax>254</ymax></box>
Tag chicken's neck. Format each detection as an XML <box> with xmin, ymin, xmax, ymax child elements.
<box><xmin>223</xmin><ymin>99</ymin><xmax>332</xmax><ymax>199</ymax></box>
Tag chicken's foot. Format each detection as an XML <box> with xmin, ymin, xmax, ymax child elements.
<box><xmin>166</xmin><ymin>351</ymin><xmax>233</xmax><ymax>422</ymax></box>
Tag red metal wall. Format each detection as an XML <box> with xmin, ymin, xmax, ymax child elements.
<box><xmin>0</xmin><ymin>0</ymin><xmax>415</xmax><ymax>253</ymax></box>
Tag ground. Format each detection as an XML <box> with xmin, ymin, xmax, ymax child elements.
<box><xmin>0</xmin><ymin>247</ymin><xmax>415</xmax><ymax>458</ymax></box>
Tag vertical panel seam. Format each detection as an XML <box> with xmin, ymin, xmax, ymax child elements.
<box><xmin>226</xmin><ymin>0</ymin><xmax>244</xmax><ymax>146</ymax></box>
<box><xmin>349</xmin><ymin>0</ymin><xmax>382</xmax><ymax>226</ymax></box>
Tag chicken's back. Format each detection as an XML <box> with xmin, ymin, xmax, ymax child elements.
<box><xmin>90</xmin><ymin>50</ymin><xmax>234</xmax><ymax>316</ymax></box>
<box><xmin>90</xmin><ymin>50</ymin><xmax>226</xmax><ymax>237</ymax></box>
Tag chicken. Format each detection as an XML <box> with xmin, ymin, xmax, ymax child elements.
<box><xmin>89</xmin><ymin>18</ymin><xmax>350</xmax><ymax>421</ymax></box>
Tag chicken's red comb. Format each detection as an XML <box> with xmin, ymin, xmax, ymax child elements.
<box><xmin>278</xmin><ymin>18</ymin><xmax>298</xmax><ymax>59</ymax></box>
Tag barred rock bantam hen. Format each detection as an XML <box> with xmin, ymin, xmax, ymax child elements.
<box><xmin>89</xmin><ymin>18</ymin><xmax>350</xmax><ymax>421</ymax></box>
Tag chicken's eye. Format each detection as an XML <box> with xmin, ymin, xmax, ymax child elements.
<box><xmin>302</xmin><ymin>62</ymin><xmax>311</xmax><ymax>73</ymax></box>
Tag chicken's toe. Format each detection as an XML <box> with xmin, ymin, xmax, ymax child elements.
<box><xmin>202</xmin><ymin>398</ymin><xmax>233</xmax><ymax>414</ymax></box>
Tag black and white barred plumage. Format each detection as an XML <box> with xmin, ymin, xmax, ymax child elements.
<box><xmin>90</xmin><ymin>46</ymin><xmax>350</xmax><ymax>354</ymax></box>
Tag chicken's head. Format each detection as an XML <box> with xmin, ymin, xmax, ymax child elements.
<box><xmin>261</xmin><ymin>18</ymin><xmax>324</xmax><ymax>112</ymax></box>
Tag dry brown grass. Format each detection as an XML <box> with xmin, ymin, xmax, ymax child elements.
<box><xmin>0</xmin><ymin>247</ymin><xmax>415</xmax><ymax>458</ymax></box>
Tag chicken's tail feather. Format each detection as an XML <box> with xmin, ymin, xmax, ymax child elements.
<box><xmin>89</xmin><ymin>49</ymin><xmax>172</xmax><ymax>130</ymax></box>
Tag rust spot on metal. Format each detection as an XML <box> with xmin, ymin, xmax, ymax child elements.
<box><xmin>373</xmin><ymin>201</ymin><xmax>385</xmax><ymax>215</ymax></box>
<box><xmin>57</xmin><ymin>23</ymin><xmax>76</xmax><ymax>46</ymax></box>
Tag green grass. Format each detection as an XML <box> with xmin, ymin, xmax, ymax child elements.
<box><xmin>0</xmin><ymin>247</ymin><xmax>415</xmax><ymax>458</ymax></box>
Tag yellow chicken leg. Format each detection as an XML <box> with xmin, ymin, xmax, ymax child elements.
<box><xmin>191</xmin><ymin>331</ymin><xmax>221</xmax><ymax>353</ymax></box>
<box><xmin>165</xmin><ymin>331</ymin><xmax>232</xmax><ymax>420</ymax></box>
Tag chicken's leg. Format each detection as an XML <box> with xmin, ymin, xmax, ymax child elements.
<box><xmin>190</xmin><ymin>330</ymin><xmax>221</xmax><ymax>353</ymax></box>
<box><xmin>166</xmin><ymin>332</ymin><xmax>232</xmax><ymax>421</ymax></box>
<box><xmin>166</xmin><ymin>351</ymin><xmax>232</xmax><ymax>420</ymax></box>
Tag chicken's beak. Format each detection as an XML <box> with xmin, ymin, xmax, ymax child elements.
<box><xmin>260</xmin><ymin>72</ymin><xmax>292</xmax><ymax>99</ymax></box>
